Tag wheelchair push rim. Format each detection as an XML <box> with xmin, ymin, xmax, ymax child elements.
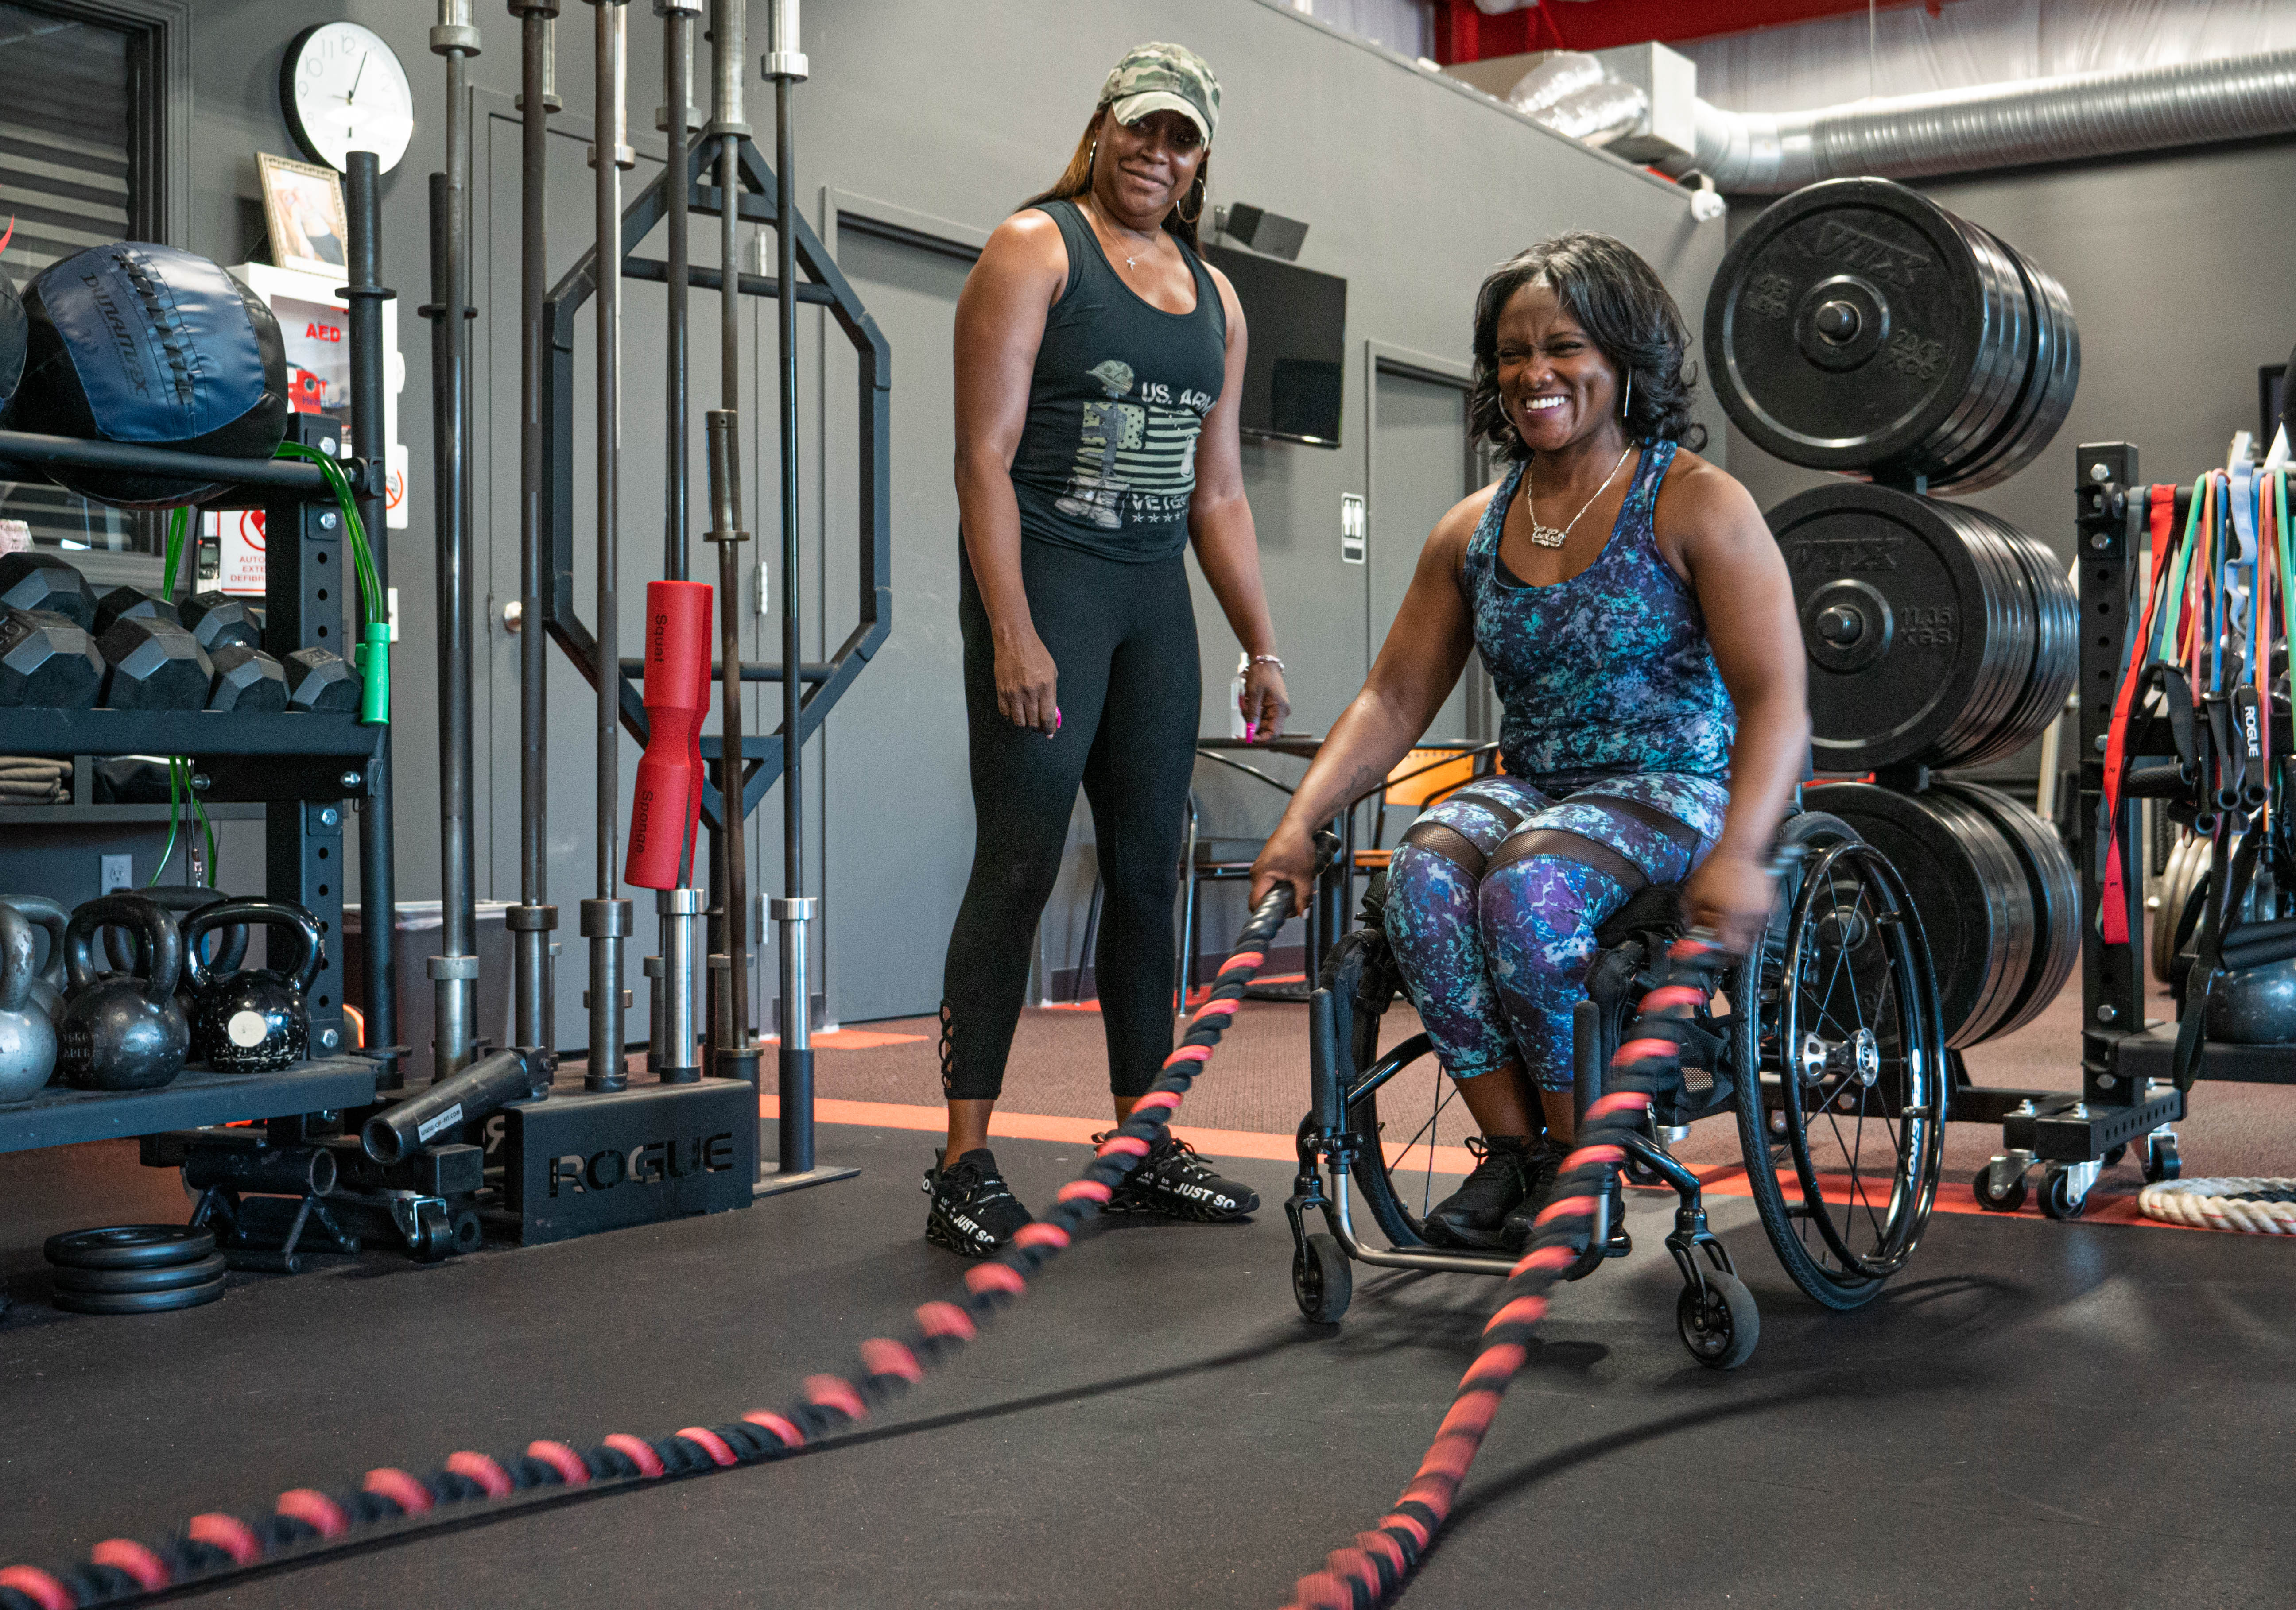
<box><xmin>1759</xmin><ymin>836</ymin><xmax>1948</xmax><ymax>1288</ymax></box>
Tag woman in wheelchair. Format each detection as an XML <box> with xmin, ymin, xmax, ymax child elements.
<box><xmin>1252</xmin><ymin>232</ymin><xmax>1810</xmax><ymax>1252</ymax></box>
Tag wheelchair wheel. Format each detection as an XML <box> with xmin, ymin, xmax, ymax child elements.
<box><xmin>1293</xmin><ymin>1232</ymin><xmax>1353</xmax><ymax>1324</ymax></box>
<box><xmin>1342</xmin><ymin>1032</ymin><xmax>1451</xmax><ymax>1254</ymax></box>
<box><xmin>1731</xmin><ymin>815</ymin><xmax>1949</xmax><ymax>1311</ymax></box>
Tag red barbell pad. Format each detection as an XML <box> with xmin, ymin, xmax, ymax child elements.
<box><xmin>625</xmin><ymin>581</ymin><xmax>714</xmax><ymax>889</ymax></box>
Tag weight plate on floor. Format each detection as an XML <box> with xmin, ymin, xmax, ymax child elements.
<box><xmin>1938</xmin><ymin>782</ymin><xmax>2079</xmax><ymax>1039</ymax></box>
<box><xmin>1810</xmin><ymin>783</ymin><xmax>2030</xmax><ymax>1046</ymax></box>
<box><xmin>44</xmin><ymin>1224</ymin><xmax>215</xmax><ymax>1272</ymax></box>
<box><xmin>52</xmin><ymin>1275</ymin><xmax>225</xmax><ymax>1315</ymax></box>
<box><xmin>51</xmin><ymin>1252</ymin><xmax>228</xmax><ymax>1295</ymax></box>
<box><xmin>1705</xmin><ymin>180</ymin><xmax>2016</xmax><ymax>484</ymax></box>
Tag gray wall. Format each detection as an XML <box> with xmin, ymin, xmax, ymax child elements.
<box><xmin>1718</xmin><ymin>136</ymin><xmax>2296</xmax><ymax>780</ymax></box>
<box><xmin>155</xmin><ymin>0</ymin><xmax>1726</xmax><ymax>1041</ymax></box>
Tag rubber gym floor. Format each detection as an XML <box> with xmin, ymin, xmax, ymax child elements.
<box><xmin>4</xmin><ymin>1094</ymin><xmax>2293</xmax><ymax>1610</ymax></box>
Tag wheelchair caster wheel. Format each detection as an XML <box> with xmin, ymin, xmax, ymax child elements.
<box><xmin>1293</xmin><ymin>1232</ymin><xmax>1351</xmax><ymax>1325</ymax></box>
<box><xmin>2038</xmin><ymin>1166</ymin><xmax>2088</xmax><ymax>1222</ymax></box>
<box><xmin>410</xmin><ymin>1200</ymin><xmax>455</xmax><ymax>1263</ymax></box>
<box><xmin>2102</xmin><ymin>1143</ymin><xmax>2128</xmax><ymax>1168</ymax></box>
<box><xmin>2143</xmin><ymin>1135</ymin><xmax>2181</xmax><ymax>1184</ymax></box>
<box><xmin>1677</xmin><ymin>1271</ymin><xmax>1758</xmax><ymax>1370</ymax></box>
<box><xmin>1973</xmin><ymin>1162</ymin><xmax>2026</xmax><ymax>1213</ymax></box>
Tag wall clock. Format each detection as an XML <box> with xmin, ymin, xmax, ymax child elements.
<box><xmin>280</xmin><ymin>22</ymin><xmax>415</xmax><ymax>175</ymax></box>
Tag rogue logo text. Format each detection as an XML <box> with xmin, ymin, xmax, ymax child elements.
<box><xmin>548</xmin><ymin>1132</ymin><xmax>737</xmax><ymax>1196</ymax></box>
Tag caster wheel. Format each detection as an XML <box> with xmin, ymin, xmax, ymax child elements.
<box><xmin>1292</xmin><ymin>1231</ymin><xmax>1352</xmax><ymax>1324</ymax></box>
<box><xmin>2143</xmin><ymin>1138</ymin><xmax>2181</xmax><ymax>1184</ymax></box>
<box><xmin>1973</xmin><ymin>1163</ymin><xmax>2027</xmax><ymax>1214</ymax></box>
<box><xmin>1678</xmin><ymin>1271</ymin><xmax>1759</xmax><ymax>1370</ymax></box>
<box><xmin>2102</xmin><ymin>1143</ymin><xmax>2128</xmax><ymax>1168</ymax></box>
<box><xmin>2038</xmin><ymin>1166</ymin><xmax>2088</xmax><ymax>1221</ymax></box>
<box><xmin>450</xmin><ymin>1208</ymin><xmax>482</xmax><ymax>1255</ymax></box>
<box><xmin>410</xmin><ymin>1200</ymin><xmax>455</xmax><ymax>1263</ymax></box>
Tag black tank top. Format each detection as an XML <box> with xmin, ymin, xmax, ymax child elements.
<box><xmin>1006</xmin><ymin>198</ymin><xmax>1227</xmax><ymax>563</ymax></box>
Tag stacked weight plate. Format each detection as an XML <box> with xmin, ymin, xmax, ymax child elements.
<box><xmin>1704</xmin><ymin>177</ymin><xmax>2080</xmax><ymax>494</ymax></box>
<box><xmin>1814</xmin><ymin>782</ymin><xmax>2080</xmax><ymax>1047</ymax></box>
<box><xmin>45</xmin><ymin>1224</ymin><xmax>225</xmax><ymax>1314</ymax></box>
<box><xmin>1771</xmin><ymin>482</ymin><xmax>2079</xmax><ymax>773</ymax></box>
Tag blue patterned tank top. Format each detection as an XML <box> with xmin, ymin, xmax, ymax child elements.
<box><xmin>1465</xmin><ymin>441</ymin><xmax>1735</xmax><ymax>784</ymax></box>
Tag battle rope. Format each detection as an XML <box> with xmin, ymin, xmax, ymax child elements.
<box><xmin>1279</xmin><ymin>934</ymin><xmax>1727</xmax><ymax>1610</ymax></box>
<box><xmin>0</xmin><ymin>891</ymin><xmax>1297</xmax><ymax>1610</ymax></box>
<box><xmin>2139</xmin><ymin>1178</ymin><xmax>2296</xmax><ymax>1235</ymax></box>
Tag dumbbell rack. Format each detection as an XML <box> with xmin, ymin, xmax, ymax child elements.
<box><xmin>0</xmin><ymin>182</ymin><xmax>398</xmax><ymax>1157</ymax></box>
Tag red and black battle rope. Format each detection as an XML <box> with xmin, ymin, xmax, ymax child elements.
<box><xmin>1279</xmin><ymin>934</ymin><xmax>1728</xmax><ymax>1610</ymax></box>
<box><xmin>0</xmin><ymin>893</ymin><xmax>1298</xmax><ymax>1610</ymax></box>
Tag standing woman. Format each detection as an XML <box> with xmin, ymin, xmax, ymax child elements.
<box><xmin>929</xmin><ymin>43</ymin><xmax>1290</xmax><ymax>1257</ymax></box>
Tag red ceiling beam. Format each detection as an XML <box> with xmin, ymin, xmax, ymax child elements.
<box><xmin>1432</xmin><ymin>0</ymin><xmax>1941</xmax><ymax>64</ymax></box>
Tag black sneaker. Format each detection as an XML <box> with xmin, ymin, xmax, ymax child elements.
<box><xmin>1499</xmin><ymin>1135</ymin><xmax>1588</xmax><ymax>1254</ymax></box>
<box><xmin>923</xmin><ymin>1148</ymin><xmax>1033</xmax><ymax>1258</ymax></box>
<box><xmin>1423</xmin><ymin>1134</ymin><xmax>1546</xmax><ymax>1250</ymax></box>
<box><xmin>1101</xmin><ymin>1133</ymin><xmax>1259</xmax><ymax>1222</ymax></box>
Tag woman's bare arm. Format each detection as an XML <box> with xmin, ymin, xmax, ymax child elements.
<box><xmin>1188</xmin><ymin>265</ymin><xmax>1289</xmax><ymax>735</ymax></box>
<box><xmin>953</xmin><ymin>212</ymin><xmax>1068</xmax><ymax>733</ymax></box>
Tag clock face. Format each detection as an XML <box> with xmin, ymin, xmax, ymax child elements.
<box><xmin>282</xmin><ymin>22</ymin><xmax>415</xmax><ymax>174</ymax></box>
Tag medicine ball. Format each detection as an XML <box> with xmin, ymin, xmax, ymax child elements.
<box><xmin>0</xmin><ymin>258</ymin><xmax>25</xmax><ymax>415</ymax></box>
<box><xmin>4</xmin><ymin>244</ymin><xmax>288</xmax><ymax>510</ymax></box>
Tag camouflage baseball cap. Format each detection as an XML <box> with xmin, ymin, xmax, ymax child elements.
<box><xmin>1099</xmin><ymin>42</ymin><xmax>1220</xmax><ymax>147</ymax></box>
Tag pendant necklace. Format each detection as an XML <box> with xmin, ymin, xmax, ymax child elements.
<box><xmin>1086</xmin><ymin>198</ymin><xmax>1151</xmax><ymax>271</ymax></box>
<box><xmin>1526</xmin><ymin>442</ymin><xmax>1635</xmax><ymax>550</ymax></box>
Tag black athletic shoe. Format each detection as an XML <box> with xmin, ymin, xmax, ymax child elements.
<box><xmin>923</xmin><ymin>1148</ymin><xmax>1033</xmax><ymax>1258</ymax></box>
<box><xmin>1498</xmin><ymin>1135</ymin><xmax>1583</xmax><ymax>1253</ymax></box>
<box><xmin>1423</xmin><ymin>1133</ymin><xmax>1548</xmax><ymax>1250</ymax></box>
<box><xmin>1101</xmin><ymin>1133</ymin><xmax>1260</xmax><ymax>1221</ymax></box>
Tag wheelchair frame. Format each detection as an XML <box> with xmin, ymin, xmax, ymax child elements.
<box><xmin>1284</xmin><ymin>813</ymin><xmax>1951</xmax><ymax>1369</ymax></box>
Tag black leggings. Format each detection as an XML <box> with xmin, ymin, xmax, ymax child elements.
<box><xmin>941</xmin><ymin>540</ymin><xmax>1200</xmax><ymax>1101</ymax></box>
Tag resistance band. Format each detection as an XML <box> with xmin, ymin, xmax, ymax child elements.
<box><xmin>1278</xmin><ymin>935</ymin><xmax>1725</xmax><ymax>1610</ymax></box>
<box><xmin>270</xmin><ymin>441</ymin><xmax>390</xmax><ymax>725</ymax></box>
<box><xmin>0</xmin><ymin>891</ymin><xmax>1300</xmax><ymax>1609</ymax></box>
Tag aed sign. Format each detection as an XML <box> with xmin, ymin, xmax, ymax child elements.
<box><xmin>500</xmin><ymin>1080</ymin><xmax>756</xmax><ymax>1243</ymax></box>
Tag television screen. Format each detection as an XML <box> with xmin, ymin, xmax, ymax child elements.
<box><xmin>1204</xmin><ymin>244</ymin><xmax>1346</xmax><ymax>448</ymax></box>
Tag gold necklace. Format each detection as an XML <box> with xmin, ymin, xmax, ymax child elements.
<box><xmin>1084</xmin><ymin>197</ymin><xmax>1155</xmax><ymax>271</ymax></box>
<box><xmin>1526</xmin><ymin>443</ymin><xmax>1635</xmax><ymax>550</ymax></box>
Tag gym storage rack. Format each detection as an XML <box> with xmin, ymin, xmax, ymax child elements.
<box><xmin>0</xmin><ymin>167</ymin><xmax>399</xmax><ymax>1157</ymax></box>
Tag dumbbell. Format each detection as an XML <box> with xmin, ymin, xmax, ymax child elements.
<box><xmin>208</xmin><ymin>643</ymin><xmax>288</xmax><ymax>711</ymax></box>
<box><xmin>286</xmin><ymin>647</ymin><xmax>360</xmax><ymax>712</ymax></box>
<box><xmin>180</xmin><ymin>592</ymin><xmax>261</xmax><ymax>655</ymax></box>
<box><xmin>98</xmin><ymin>615</ymin><xmax>213</xmax><ymax>710</ymax></box>
<box><xmin>93</xmin><ymin>586</ymin><xmax>180</xmax><ymax>637</ymax></box>
<box><xmin>0</xmin><ymin>552</ymin><xmax>96</xmax><ymax>629</ymax></box>
<box><xmin>0</xmin><ymin>607</ymin><xmax>104</xmax><ymax>708</ymax></box>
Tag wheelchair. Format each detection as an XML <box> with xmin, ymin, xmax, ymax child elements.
<box><xmin>1283</xmin><ymin>808</ymin><xmax>1950</xmax><ymax>1369</ymax></box>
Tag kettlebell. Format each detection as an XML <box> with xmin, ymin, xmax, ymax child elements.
<box><xmin>104</xmin><ymin>886</ymin><xmax>244</xmax><ymax>1021</ymax></box>
<box><xmin>0</xmin><ymin>895</ymin><xmax>69</xmax><ymax>1026</ymax></box>
<box><xmin>182</xmin><ymin>898</ymin><xmax>322</xmax><ymax>1073</ymax></box>
<box><xmin>0</xmin><ymin>903</ymin><xmax>58</xmax><ymax>1103</ymax></box>
<box><xmin>58</xmin><ymin>894</ymin><xmax>189</xmax><ymax>1091</ymax></box>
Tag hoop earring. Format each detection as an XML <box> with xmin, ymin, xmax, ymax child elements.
<box><xmin>1620</xmin><ymin>372</ymin><xmax>1633</xmax><ymax>422</ymax></box>
<box><xmin>1176</xmin><ymin>173</ymin><xmax>1205</xmax><ymax>224</ymax></box>
<box><xmin>1086</xmin><ymin>138</ymin><xmax>1098</xmax><ymax>178</ymax></box>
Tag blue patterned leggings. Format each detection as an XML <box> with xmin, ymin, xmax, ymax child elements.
<box><xmin>1384</xmin><ymin>773</ymin><xmax>1729</xmax><ymax>1092</ymax></box>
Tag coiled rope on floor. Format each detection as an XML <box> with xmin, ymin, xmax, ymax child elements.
<box><xmin>2139</xmin><ymin>1177</ymin><xmax>2296</xmax><ymax>1234</ymax></box>
<box><xmin>1278</xmin><ymin>934</ymin><xmax>1725</xmax><ymax>1610</ymax></box>
<box><xmin>0</xmin><ymin>892</ymin><xmax>1299</xmax><ymax>1610</ymax></box>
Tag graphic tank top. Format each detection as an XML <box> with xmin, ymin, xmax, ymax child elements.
<box><xmin>1466</xmin><ymin>442</ymin><xmax>1737</xmax><ymax>783</ymax></box>
<box><xmin>1006</xmin><ymin>199</ymin><xmax>1227</xmax><ymax>563</ymax></box>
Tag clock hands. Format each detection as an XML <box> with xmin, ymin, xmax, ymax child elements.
<box><xmin>346</xmin><ymin>50</ymin><xmax>368</xmax><ymax>108</ymax></box>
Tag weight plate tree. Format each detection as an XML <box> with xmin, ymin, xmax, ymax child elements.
<box><xmin>1812</xmin><ymin>781</ymin><xmax>2079</xmax><ymax>1046</ymax></box>
<box><xmin>1771</xmin><ymin>482</ymin><xmax>2078</xmax><ymax>773</ymax></box>
<box><xmin>1704</xmin><ymin>178</ymin><xmax>2078</xmax><ymax>494</ymax></box>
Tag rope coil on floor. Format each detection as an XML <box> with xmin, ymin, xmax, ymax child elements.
<box><xmin>2138</xmin><ymin>1178</ymin><xmax>2296</xmax><ymax>1234</ymax></box>
<box><xmin>1278</xmin><ymin>936</ymin><xmax>1725</xmax><ymax>1610</ymax></box>
<box><xmin>0</xmin><ymin>892</ymin><xmax>1299</xmax><ymax>1610</ymax></box>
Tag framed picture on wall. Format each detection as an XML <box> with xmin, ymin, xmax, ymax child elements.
<box><xmin>257</xmin><ymin>152</ymin><xmax>349</xmax><ymax>275</ymax></box>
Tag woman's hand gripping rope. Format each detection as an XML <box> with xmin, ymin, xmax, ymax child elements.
<box><xmin>0</xmin><ymin>889</ymin><xmax>1299</xmax><ymax>1610</ymax></box>
<box><xmin>1278</xmin><ymin>933</ymin><xmax>1734</xmax><ymax>1610</ymax></box>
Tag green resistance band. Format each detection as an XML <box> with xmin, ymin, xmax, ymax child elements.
<box><xmin>271</xmin><ymin>441</ymin><xmax>390</xmax><ymax>725</ymax></box>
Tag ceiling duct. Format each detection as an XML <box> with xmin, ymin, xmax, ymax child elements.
<box><xmin>1691</xmin><ymin>46</ymin><xmax>2296</xmax><ymax>191</ymax></box>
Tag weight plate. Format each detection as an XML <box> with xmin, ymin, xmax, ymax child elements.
<box><xmin>2153</xmin><ymin>833</ymin><xmax>2205</xmax><ymax>983</ymax></box>
<box><xmin>1946</xmin><ymin>241</ymin><xmax>2080</xmax><ymax>492</ymax></box>
<box><xmin>52</xmin><ymin>1275</ymin><xmax>224</xmax><ymax>1315</ymax></box>
<box><xmin>1707</xmin><ymin>180</ymin><xmax>1995</xmax><ymax>477</ymax></box>
<box><xmin>1811</xmin><ymin>783</ymin><xmax>2030</xmax><ymax>1046</ymax></box>
<box><xmin>1772</xmin><ymin>483</ymin><xmax>2015</xmax><ymax>772</ymax></box>
<box><xmin>51</xmin><ymin>1252</ymin><xmax>228</xmax><ymax>1295</ymax></box>
<box><xmin>1939</xmin><ymin>782</ymin><xmax>2079</xmax><ymax>1039</ymax></box>
<box><xmin>44</xmin><ymin>1223</ymin><xmax>215</xmax><ymax>1272</ymax></box>
<box><xmin>1979</xmin><ymin>517</ymin><xmax>2079</xmax><ymax>762</ymax></box>
<box><xmin>1930</xmin><ymin>503</ymin><xmax>2036</xmax><ymax>768</ymax></box>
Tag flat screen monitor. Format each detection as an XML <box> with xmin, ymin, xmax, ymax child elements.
<box><xmin>1204</xmin><ymin>244</ymin><xmax>1346</xmax><ymax>448</ymax></box>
